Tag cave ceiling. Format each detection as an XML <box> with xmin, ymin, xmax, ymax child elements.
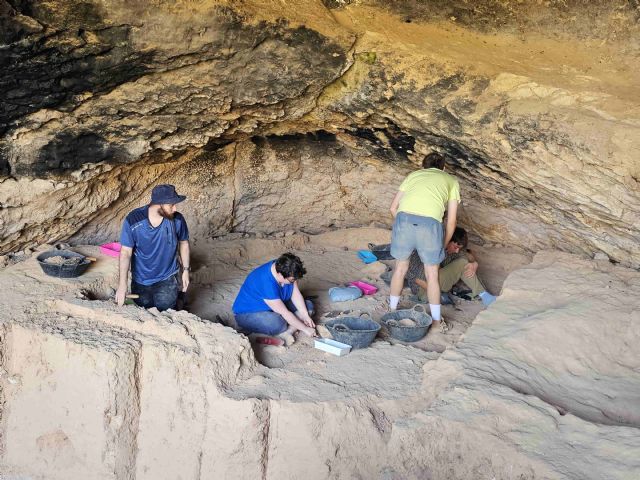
<box><xmin>0</xmin><ymin>0</ymin><xmax>639</xmax><ymax>266</ymax></box>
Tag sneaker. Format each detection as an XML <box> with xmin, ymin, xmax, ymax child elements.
<box><xmin>255</xmin><ymin>336</ymin><xmax>285</xmax><ymax>347</ymax></box>
<box><xmin>478</xmin><ymin>291</ymin><xmax>497</xmax><ymax>306</ymax></box>
<box><xmin>451</xmin><ymin>286</ymin><xmax>473</xmax><ymax>301</ymax></box>
<box><xmin>440</xmin><ymin>318</ymin><xmax>449</xmax><ymax>333</ymax></box>
<box><xmin>277</xmin><ymin>332</ymin><xmax>295</xmax><ymax>346</ymax></box>
<box><xmin>374</xmin><ymin>299</ymin><xmax>393</xmax><ymax>314</ymax></box>
<box><xmin>431</xmin><ymin>316</ymin><xmax>449</xmax><ymax>333</ymax></box>
<box><xmin>440</xmin><ymin>292</ymin><xmax>454</xmax><ymax>305</ymax></box>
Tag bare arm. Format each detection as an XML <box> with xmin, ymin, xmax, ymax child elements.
<box><xmin>179</xmin><ymin>240</ymin><xmax>190</xmax><ymax>292</ymax></box>
<box><xmin>389</xmin><ymin>191</ymin><xmax>404</xmax><ymax>218</ymax></box>
<box><xmin>264</xmin><ymin>298</ymin><xmax>316</xmax><ymax>336</ymax></box>
<box><xmin>463</xmin><ymin>249</ymin><xmax>479</xmax><ymax>278</ymax></box>
<box><xmin>289</xmin><ymin>282</ymin><xmax>314</xmax><ymax>327</ymax></box>
<box><xmin>443</xmin><ymin>199</ymin><xmax>459</xmax><ymax>246</ymax></box>
<box><xmin>115</xmin><ymin>246</ymin><xmax>133</xmax><ymax>306</ymax></box>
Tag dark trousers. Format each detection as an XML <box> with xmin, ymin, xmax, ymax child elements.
<box><xmin>132</xmin><ymin>274</ymin><xmax>179</xmax><ymax>312</ymax></box>
<box><xmin>235</xmin><ymin>299</ymin><xmax>315</xmax><ymax>336</ymax></box>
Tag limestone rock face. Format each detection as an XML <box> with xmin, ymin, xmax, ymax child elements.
<box><xmin>1</xmin><ymin>0</ymin><xmax>639</xmax><ymax>266</ymax></box>
<box><xmin>426</xmin><ymin>251</ymin><xmax>640</xmax><ymax>480</ymax></box>
<box><xmin>2</xmin><ymin>3</ymin><xmax>639</xmax><ymax>477</ymax></box>
<box><xmin>0</xmin><ymin>0</ymin><xmax>351</xmax><ymax>153</ymax></box>
<box><xmin>63</xmin><ymin>134</ymin><xmax>409</xmax><ymax>248</ymax></box>
<box><xmin>455</xmin><ymin>251</ymin><xmax>640</xmax><ymax>428</ymax></box>
<box><xmin>0</xmin><ymin>243</ymin><xmax>638</xmax><ymax>479</ymax></box>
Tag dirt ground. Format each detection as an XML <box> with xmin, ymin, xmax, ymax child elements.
<box><xmin>186</xmin><ymin>227</ymin><xmax>532</xmax><ymax>369</ymax></box>
<box><xmin>2</xmin><ymin>227</ymin><xmax>638</xmax><ymax>479</ymax></box>
<box><xmin>0</xmin><ymin>226</ymin><xmax>532</xmax><ymax>376</ymax></box>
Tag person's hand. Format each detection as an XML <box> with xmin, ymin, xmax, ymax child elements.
<box><xmin>115</xmin><ymin>285</ymin><xmax>127</xmax><ymax>306</ymax></box>
<box><xmin>301</xmin><ymin>326</ymin><xmax>317</xmax><ymax>337</ymax></box>
<box><xmin>463</xmin><ymin>261</ymin><xmax>478</xmax><ymax>278</ymax></box>
<box><xmin>182</xmin><ymin>270</ymin><xmax>190</xmax><ymax>292</ymax></box>
<box><xmin>303</xmin><ymin>316</ymin><xmax>316</xmax><ymax>328</ymax></box>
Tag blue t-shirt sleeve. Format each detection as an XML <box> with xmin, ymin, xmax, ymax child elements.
<box><xmin>282</xmin><ymin>284</ymin><xmax>294</xmax><ymax>302</ymax></box>
<box><xmin>176</xmin><ymin>215</ymin><xmax>189</xmax><ymax>241</ymax></box>
<box><xmin>261</xmin><ymin>276</ymin><xmax>281</xmax><ymax>300</ymax></box>
<box><xmin>120</xmin><ymin>219</ymin><xmax>134</xmax><ymax>248</ymax></box>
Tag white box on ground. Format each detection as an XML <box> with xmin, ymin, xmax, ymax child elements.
<box><xmin>314</xmin><ymin>338</ymin><xmax>352</xmax><ymax>356</ymax></box>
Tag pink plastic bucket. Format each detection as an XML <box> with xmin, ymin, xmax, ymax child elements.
<box><xmin>349</xmin><ymin>281</ymin><xmax>378</xmax><ymax>295</ymax></box>
<box><xmin>100</xmin><ymin>242</ymin><xmax>121</xmax><ymax>258</ymax></box>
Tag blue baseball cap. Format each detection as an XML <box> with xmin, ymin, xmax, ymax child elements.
<box><xmin>150</xmin><ymin>184</ymin><xmax>186</xmax><ymax>205</ymax></box>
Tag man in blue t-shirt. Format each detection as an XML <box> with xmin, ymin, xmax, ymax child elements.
<box><xmin>233</xmin><ymin>253</ymin><xmax>317</xmax><ymax>344</ymax></box>
<box><xmin>115</xmin><ymin>184</ymin><xmax>191</xmax><ymax>311</ymax></box>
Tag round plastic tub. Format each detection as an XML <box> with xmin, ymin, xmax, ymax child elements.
<box><xmin>36</xmin><ymin>250</ymin><xmax>91</xmax><ymax>278</ymax></box>
<box><xmin>324</xmin><ymin>314</ymin><xmax>381</xmax><ymax>349</ymax></box>
<box><xmin>381</xmin><ymin>305</ymin><xmax>432</xmax><ymax>342</ymax></box>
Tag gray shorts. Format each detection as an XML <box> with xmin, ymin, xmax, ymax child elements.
<box><xmin>390</xmin><ymin>212</ymin><xmax>445</xmax><ymax>265</ymax></box>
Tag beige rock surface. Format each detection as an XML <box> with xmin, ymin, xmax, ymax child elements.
<box><xmin>68</xmin><ymin>136</ymin><xmax>410</xmax><ymax>246</ymax></box>
<box><xmin>0</xmin><ymin>231</ymin><xmax>637</xmax><ymax>479</ymax></box>
<box><xmin>1</xmin><ymin>0</ymin><xmax>639</xmax><ymax>267</ymax></box>
<box><xmin>424</xmin><ymin>251</ymin><xmax>640</xmax><ymax>479</ymax></box>
<box><xmin>1</xmin><ymin>2</ymin><xmax>639</xmax><ymax>477</ymax></box>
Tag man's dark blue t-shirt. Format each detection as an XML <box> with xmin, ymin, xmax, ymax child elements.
<box><xmin>232</xmin><ymin>261</ymin><xmax>294</xmax><ymax>314</ymax></box>
<box><xmin>120</xmin><ymin>206</ymin><xmax>189</xmax><ymax>286</ymax></box>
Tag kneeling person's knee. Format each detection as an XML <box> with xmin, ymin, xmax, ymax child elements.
<box><xmin>263</xmin><ymin>316</ymin><xmax>288</xmax><ymax>336</ymax></box>
<box><xmin>450</xmin><ymin>257</ymin><xmax>469</xmax><ymax>267</ymax></box>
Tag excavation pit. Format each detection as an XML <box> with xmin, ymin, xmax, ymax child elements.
<box><xmin>2</xmin><ymin>1</ymin><xmax>640</xmax><ymax>476</ymax></box>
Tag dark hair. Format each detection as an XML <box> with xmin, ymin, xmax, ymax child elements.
<box><xmin>422</xmin><ymin>152</ymin><xmax>446</xmax><ymax>170</ymax></box>
<box><xmin>451</xmin><ymin>227</ymin><xmax>468</xmax><ymax>248</ymax></box>
<box><xmin>275</xmin><ymin>253</ymin><xmax>306</xmax><ymax>280</ymax></box>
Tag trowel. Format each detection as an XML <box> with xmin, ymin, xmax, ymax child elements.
<box><xmin>106</xmin><ymin>287</ymin><xmax>139</xmax><ymax>304</ymax></box>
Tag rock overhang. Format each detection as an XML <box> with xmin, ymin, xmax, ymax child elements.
<box><xmin>1</xmin><ymin>0</ymin><xmax>639</xmax><ymax>266</ymax></box>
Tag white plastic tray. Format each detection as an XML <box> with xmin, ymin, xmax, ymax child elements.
<box><xmin>314</xmin><ymin>338</ymin><xmax>352</xmax><ymax>356</ymax></box>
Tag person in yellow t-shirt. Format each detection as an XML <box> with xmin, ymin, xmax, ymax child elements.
<box><xmin>388</xmin><ymin>152</ymin><xmax>461</xmax><ymax>329</ymax></box>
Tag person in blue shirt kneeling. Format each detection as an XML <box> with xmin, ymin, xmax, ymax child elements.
<box><xmin>115</xmin><ymin>184</ymin><xmax>191</xmax><ymax>311</ymax></box>
<box><xmin>233</xmin><ymin>253</ymin><xmax>317</xmax><ymax>345</ymax></box>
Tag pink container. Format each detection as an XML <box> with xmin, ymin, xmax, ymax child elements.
<box><xmin>349</xmin><ymin>281</ymin><xmax>378</xmax><ymax>295</ymax></box>
<box><xmin>100</xmin><ymin>242</ymin><xmax>121</xmax><ymax>258</ymax></box>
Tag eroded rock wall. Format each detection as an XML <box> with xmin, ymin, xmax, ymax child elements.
<box><xmin>61</xmin><ymin>134</ymin><xmax>410</xmax><ymax>247</ymax></box>
<box><xmin>0</xmin><ymin>251</ymin><xmax>263</xmax><ymax>479</ymax></box>
<box><xmin>0</xmin><ymin>242</ymin><xmax>638</xmax><ymax>479</ymax></box>
<box><xmin>1</xmin><ymin>0</ymin><xmax>639</xmax><ymax>265</ymax></box>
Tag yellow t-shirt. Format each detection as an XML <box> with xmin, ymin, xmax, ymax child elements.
<box><xmin>397</xmin><ymin>169</ymin><xmax>461</xmax><ymax>222</ymax></box>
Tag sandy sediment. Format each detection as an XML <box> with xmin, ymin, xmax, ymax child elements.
<box><xmin>0</xmin><ymin>228</ymin><xmax>637</xmax><ymax>479</ymax></box>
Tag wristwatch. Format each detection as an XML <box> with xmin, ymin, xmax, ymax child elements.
<box><xmin>183</xmin><ymin>266</ymin><xmax>191</xmax><ymax>272</ymax></box>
